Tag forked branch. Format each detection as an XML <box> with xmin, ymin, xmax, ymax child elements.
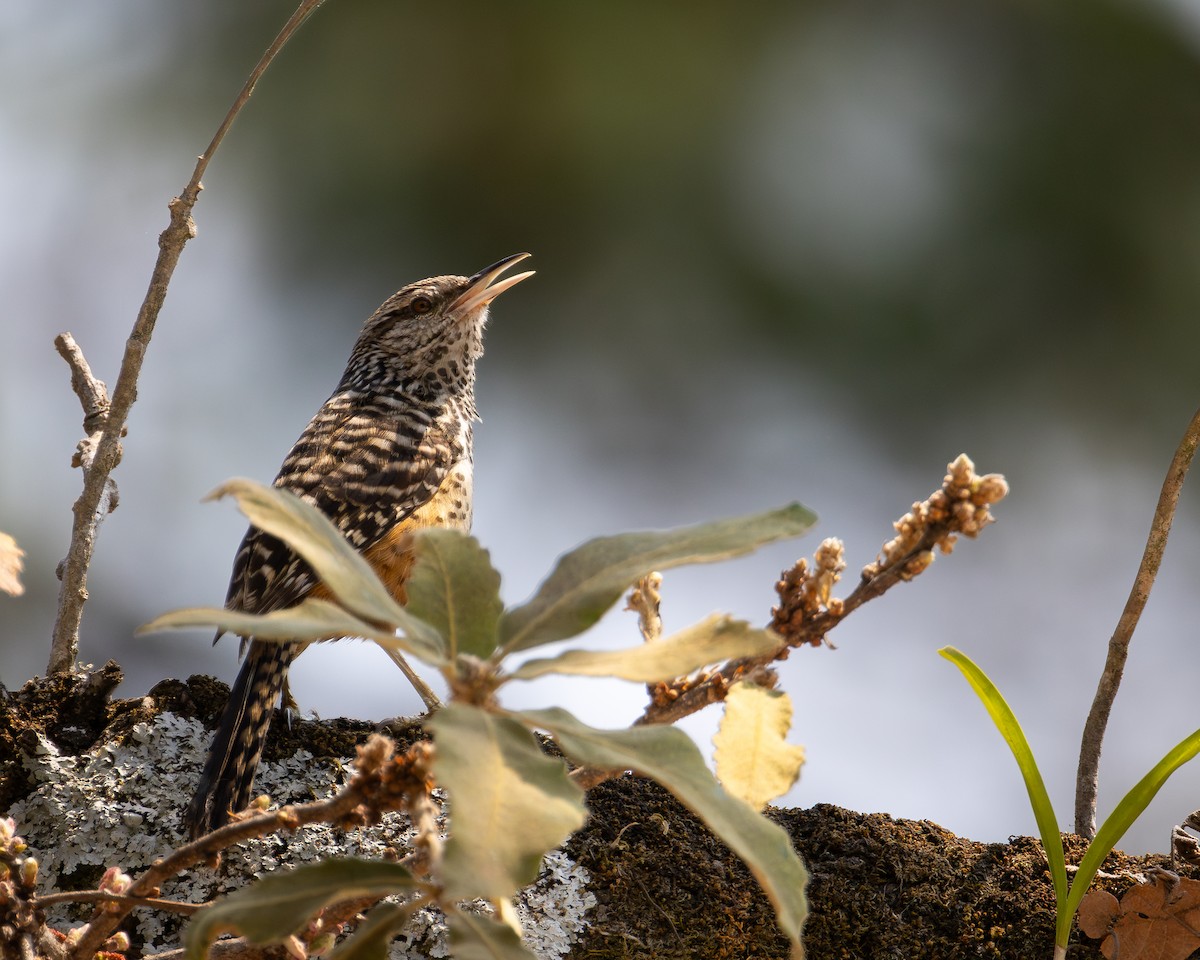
<box><xmin>47</xmin><ymin>0</ymin><xmax>329</xmax><ymax>674</ymax></box>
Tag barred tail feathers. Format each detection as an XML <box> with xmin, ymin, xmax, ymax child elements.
<box><xmin>183</xmin><ymin>639</ymin><xmax>299</xmax><ymax>839</ymax></box>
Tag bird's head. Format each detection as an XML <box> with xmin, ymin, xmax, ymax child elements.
<box><xmin>344</xmin><ymin>253</ymin><xmax>533</xmax><ymax>393</ymax></box>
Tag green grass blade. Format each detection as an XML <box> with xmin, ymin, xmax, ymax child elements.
<box><xmin>1060</xmin><ymin>724</ymin><xmax>1200</xmax><ymax>944</ymax></box>
<box><xmin>939</xmin><ymin>647</ymin><xmax>1067</xmax><ymax>907</ymax></box>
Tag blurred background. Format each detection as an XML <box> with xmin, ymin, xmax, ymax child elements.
<box><xmin>4</xmin><ymin>0</ymin><xmax>1200</xmax><ymax>854</ymax></box>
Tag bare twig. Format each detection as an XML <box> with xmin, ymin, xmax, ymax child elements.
<box><xmin>35</xmin><ymin>890</ymin><xmax>204</xmax><ymax>915</ymax></box>
<box><xmin>48</xmin><ymin>334</ymin><xmax>117</xmax><ymax>673</ymax></box>
<box><xmin>48</xmin><ymin>0</ymin><xmax>329</xmax><ymax>675</ymax></box>
<box><xmin>54</xmin><ymin>333</ymin><xmax>110</xmax><ymax>435</ymax></box>
<box><xmin>1074</xmin><ymin>406</ymin><xmax>1200</xmax><ymax>839</ymax></box>
<box><xmin>142</xmin><ymin>893</ymin><xmax>413</xmax><ymax>960</ymax></box>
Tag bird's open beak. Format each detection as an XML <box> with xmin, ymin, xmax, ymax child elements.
<box><xmin>450</xmin><ymin>253</ymin><xmax>535</xmax><ymax>314</ymax></box>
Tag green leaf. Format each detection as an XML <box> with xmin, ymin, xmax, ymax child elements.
<box><xmin>184</xmin><ymin>858</ymin><xmax>419</xmax><ymax>960</ymax></box>
<box><xmin>205</xmin><ymin>478</ymin><xmax>446</xmax><ymax>656</ymax></box>
<box><xmin>326</xmin><ymin>902</ymin><xmax>418</xmax><ymax>960</ymax></box>
<box><xmin>445</xmin><ymin>906</ymin><xmax>538</xmax><ymax>960</ymax></box>
<box><xmin>939</xmin><ymin>648</ymin><xmax>1068</xmax><ymax>912</ymax></box>
<box><xmin>516</xmin><ymin>707</ymin><xmax>808</xmax><ymax>952</ymax></box>
<box><xmin>498</xmin><ymin>503</ymin><xmax>816</xmax><ymax>653</ymax></box>
<box><xmin>406</xmin><ymin>529</ymin><xmax>503</xmax><ymax>658</ymax></box>
<box><xmin>713</xmin><ymin>683</ymin><xmax>806</xmax><ymax>811</ymax></box>
<box><xmin>139</xmin><ymin>596</ymin><xmax>447</xmax><ymax>667</ymax></box>
<box><xmin>510</xmin><ymin>615</ymin><xmax>780</xmax><ymax>682</ymax></box>
<box><xmin>1062</xmin><ymin>725</ymin><xmax>1200</xmax><ymax>945</ymax></box>
<box><xmin>429</xmin><ymin>704</ymin><xmax>587</xmax><ymax>901</ymax></box>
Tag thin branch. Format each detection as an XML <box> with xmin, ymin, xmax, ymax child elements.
<box><xmin>69</xmin><ymin>732</ymin><xmax>418</xmax><ymax>960</ymax></box>
<box><xmin>639</xmin><ymin>455</ymin><xmax>1007</xmax><ymax>729</ymax></box>
<box><xmin>630</xmin><ymin>543</ymin><xmax>912</xmax><ymax>728</ymax></box>
<box><xmin>48</xmin><ymin>0</ymin><xmax>329</xmax><ymax>675</ymax></box>
<box><xmin>69</xmin><ymin>789</ymin><xmax>360</xmax><ymax>960</ymax></box>
<box><xmin>1074</xmin><ymin>406</ymin><xmax>1200</xmax><ymax>839</ymax></box>
<box><xmin>48</xmin><ymin>334</ymin><xmax>117</xmax><ymax>674</ymax></box>
<box><xmin>54</xmin><ymin>334</ymin><xmax>110</xmax><ymax>435</ymax></box>
<box><xmin>143</xmin><ymin>893</ymin><xmax>414</xmax><ymax>960</ymax></box>
<box><xmin>34</xmin><ymin>890</ymin><xmax>205</xmax><ymax>915</ymax></box>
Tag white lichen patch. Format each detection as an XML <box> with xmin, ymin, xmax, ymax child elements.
<box><xmin>514</xmin><ymin>850</ymin><xmax>597</xmax><ymax>958</ymax></box>
<box><xmin>386</xmin><ymin>853</ymin><xmax>596</xmax><ymax>960</ymax></box>
<box><xmin>11</xmin><ymin>711</ymin><xmax>594</xmax><ymax>957</ymax></box>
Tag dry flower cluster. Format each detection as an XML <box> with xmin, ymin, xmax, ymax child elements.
<box><xmin>863</xmin><ymin>452</ymin><xmax>1009</xmax><ymax>583</ymax></box>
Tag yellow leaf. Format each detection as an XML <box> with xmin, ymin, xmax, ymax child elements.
<box><xmin>713</xmin><ymin>683</ymin><xmax>805</xmax><ymax>811</ymax></box>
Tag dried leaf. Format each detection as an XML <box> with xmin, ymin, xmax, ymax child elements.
<box><xmin>713</xmin><ymin>683</ymin><xmax>805</xmax><ymax>811</ymax></box>
<box><xmin>1079</xmin><ymin>877</ymin><xmax>1200</xmax><ymax>960</ymax></box>
<box><xmin>0</xmin><ymin>532</ymin><xmax>24</xmax><ymax>597</ymax></box>
<box><xmin>1077</xmin><ymin>888</ymin><xmax>1120</xmax><ymax>939</ymax></box>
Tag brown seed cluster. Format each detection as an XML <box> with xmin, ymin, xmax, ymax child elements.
<box><xmin>343</xmin><ymin>735</ymin><xmax>436</xmax><ymax>829</ymax></box>
<box><xmin>650</xmin><ymin>668</ymin><xmax>730</xmax><ymax>709</ymax></box>
<box><xmin>770</xmin><ymin>538</ymin><xmax>847</xmax><ymax>647</ymax></box>
<box><xmin>863</xmin><ymin>453</ymin><xmax>1008</xmax><ymax>583</ymax></box>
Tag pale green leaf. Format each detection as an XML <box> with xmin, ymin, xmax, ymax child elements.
<box><xmin>713</xmin><ymin>683</ymin><xmax>805</xmax><ymax>811</ymax></box>
<box><xmin>206</xmin><ymin>478</ymin><xmax>446</xmax><ymax>656</ymax></box>
<box><xmin>429</xmin><ymin>704</ymin><xmax>587</xmax><ymax>901</ymax></box>
<box><xmin>516</xmin><ymin>707</ymin><xmax>808</xmax><ymax>950</ymax></box>
<box><xmin>326</xmin><ymin>902</ymin><xmax>418</xmax><ymax>960</ymax></box>
<box><xmin>445</xmin><ymin>906</ymin><xmax>538</xmax><ymax>960</ymax></box>
<box><xmin>139</xmin><ymin>596</ymin><xmax>447</xmax><ymax>667</ymax></box>
<box><xmin>510</xmin><ymin>614</ymin><xmax>780</xmax><ymax>682</ymax></box>
<box><xmin>498</xmin><ymin>503</ymin><xmax>816</xmax><ymax>653</ymax></box>
<box><xmin>939</xmin><ymin>648</ymin><xmax>1067</xmax><ymax>916</ymax></box>
<box><xmin>406</xmin><ymin>529</ymin><xmax>503</xmax><ymax>658</ymax></box>
<box><xmin>184</xmin><ymin>859</ymin><xmax>418</xmax><ymax>960</ymax></box>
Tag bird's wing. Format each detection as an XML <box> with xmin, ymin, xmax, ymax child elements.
<box><xmin>221</xmin><ymin>394</ymin><xmax>464</xmax><ymax>625</ymax></box>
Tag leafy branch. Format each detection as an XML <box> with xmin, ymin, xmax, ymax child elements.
<box><xmin>634</xmin><ymin>453</ymin><xmax>1008</xmax><ymax>729</ymax></box>
<box><xmin>140</xmin><ymin>481</ymin><xmax>818</xmax><ymax>958</ymax></box>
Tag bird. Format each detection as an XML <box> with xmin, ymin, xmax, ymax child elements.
<box><xmin>183</xmin><ymin>253</ymin><xmax>534</xmax><ymax>839</ymax></box>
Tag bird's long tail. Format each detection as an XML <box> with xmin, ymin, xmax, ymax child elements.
<box><xmin>183</xmin><ymin>639</ymin><xmax>300</xmax><ymax>839</ymax></box>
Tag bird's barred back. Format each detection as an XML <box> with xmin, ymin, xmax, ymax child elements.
<box><xmin>224</xmin><ymin>391</ymin><xmax>473</xmax><ymax>619</ymax></box>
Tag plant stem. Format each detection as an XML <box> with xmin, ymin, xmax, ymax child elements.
<box><xmin>1074</xmin><ymin>406</ymin><xmax>1200</xmax><ymax>837</ymax></box>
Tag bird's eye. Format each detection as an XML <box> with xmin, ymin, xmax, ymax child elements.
<box><xmin>410</xmin><ymin>296</ymin><xmax>433</xmax><ymax>315</ymax></box>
